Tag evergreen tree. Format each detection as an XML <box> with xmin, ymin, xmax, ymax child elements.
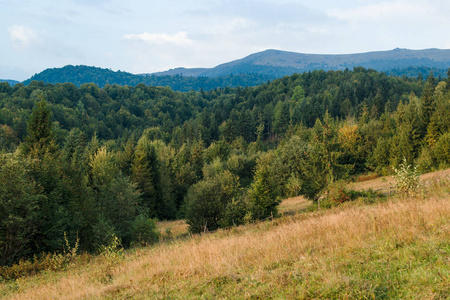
<box><xmin>273</xmin><ymin>101</ymin><xmax>290</xmax><ymax>137</ymax></box>
<box><xmin>421</xmin><ymin>72</ymin><xmax>436</xmax><ymax>131</ymax></box>
<box><xmin>248</xmin><ymin>152</ymin><xmax>280</xmax><ymax>220</ymax></box>
<box><xmin>131</xmin><ymin>135</ymin><xmax>160</xmax><ymax>217</ymax></box>
<box><xmin>24</xmin><ymin>98</ymin><xmax>57</xmax><ymax>157</ymax></box>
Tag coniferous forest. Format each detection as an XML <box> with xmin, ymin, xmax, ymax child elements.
<box><xmin>1</xmin><ymin>68</ymin><xmax>450</xmax><ymax>266</ymax></box>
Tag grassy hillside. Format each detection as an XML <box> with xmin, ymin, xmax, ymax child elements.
<box><xmin>1</xmin><ymin>171</ymin><xmax>449</xmax><ymax>299</ymax></box>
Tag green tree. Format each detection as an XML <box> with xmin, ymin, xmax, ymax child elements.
<box><xmin>185</xmin><ymin>171</ymin><xmax>241</xmax><ymax>233</ymax></box>
<box><xmin>273</xmin><ymin>101</ymin><xmax>290</xmax><ymax>137</ymax></box>
<box><xmin>131</xmin><ymin>136</ymin><xmax>160</xmax><ymax>217</ymax></box>
<box><xmin>311</xmin><ymin>111</ymin><xmax>343</xmax><ymax>186</ymax></box>
<box><xmin>247</xmin><ymin>152</ymin><xmax>281</xmax><ymax>220</ymax></box>
<box><xmin>0</xmin><ymin>153</ymin><xmax>42</xmax><ymax>265</ymax></box>
<box><xmin>89</xmin><ymin>147</ymin><xmax>140</xmax><ymax>246</ymax></box>
<box><xmin>390</xmin><ymin>101</ymin><xmax>422</xmax><ymax>166</ymax></box>
<box><xmin>24</xmin><ymin>98</ymin><xmax>57</xmax><ymax>156</ymax></box>
<box><xmin>420</xmin><ymin>73</ymin><xmax>436</xmax><ymax>131</ymax></box>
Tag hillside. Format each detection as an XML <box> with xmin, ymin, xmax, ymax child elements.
<box><xmin>154</xmin><ymin>48</ymin><xmax>450</xmax><ymax>78</ymax></box>
<box><xmin>0</xmin><ymin>79</ymin><xmax>19</xmax><ymax>86</ymax></box>
<box><xmin>1</xmin><ymin>67</ymin><xmax>449</xmax><ymax>288</ymax></box>
<box><xmin>19</xmin><ymin>48</ymin><xmax>450</xmax><ymax>91</ymax></box>
<box><xmin>21</xmin><ymin>65</ymin><xmax>273</xmax><ymax>91</ymax></box>
<box><xmin>1</xmin><ymin>170</ymin><xmax>448</xmax><ymax>299</ymax></box>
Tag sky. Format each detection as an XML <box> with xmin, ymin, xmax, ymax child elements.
<box><xmin>1</xmin><ymin>0</ymin><xmax>450</xmax><ymax>81</ymax></box>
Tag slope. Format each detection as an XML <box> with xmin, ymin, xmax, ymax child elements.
<box><xmin>156</xmin><ymin>48</ymin><xmax>450</xmax><ymax>78</ymax></box>
<box><xmin>2</xmin><ymin>170</ymin><xmax>449</xmax><ymax>299</ymax></box>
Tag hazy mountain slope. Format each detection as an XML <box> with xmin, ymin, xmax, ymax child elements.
<box><xmin>147</xmin><ymin>67</ymin><xmax>208</xmax><ymax>77</ymax></box>
<box><xmin>22</xmin><ymin>65</ymin><xmax>273</xmax><ymax>91</ymax></box>
<box><xmin>0</xmin><ymin>79</ymin><xmax>19</xmax><ymax>85</ymax></box>
<box><xmin>20</xmin><ymin>48</ymin><xmax>450</xmax><ymax>90</ymax></box>
<box><xmin>155</xmin><ymin>48</ymin><xmax>450</xmax><ymax>77</ymax></box>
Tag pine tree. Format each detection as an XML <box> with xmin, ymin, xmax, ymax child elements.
<box><xmin>24</xmin><ymin>98</ymin><xmax>57</xmax><ymax>157</ymax></box>
<box><xmin>248</xmin><ymin>152</ymin><xmax>280</xmax><ymax>220</ymax></box>
<box><xmin>131</xmin><ymin>136</ymin><xmax>160</xmax><ymax>217</ymax></box>
<box><xmin>421</xmin><ymin>72</ymin><xmax>436</xmax><ymax>131</ymax></box>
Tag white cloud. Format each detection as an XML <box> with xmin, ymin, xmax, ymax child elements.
<box><xmin>328</xmin><ymin>1</ymin><xmax>432</xmax><ymax>23</ymax></box>
<box><xmin>8</xmin><ymin>25</ymin><xmax>41</xmax><ymax>48</ymax></box>
<box><xmin>123</xmin><ymin>31</ymin><xmax>192</xmax><ymax>46</ymax></box>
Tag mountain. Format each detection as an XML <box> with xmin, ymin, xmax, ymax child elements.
<box><xmin>22</xmin><ymin>48</ymin><xmax>450</xmax><ymax>91</ymax></box>
<box><xmin>154</xmin><ymin>48</ymin><xmax>450</xmax><ymax>77</ymax></box>
<box><xmin>146</xmin><ymin>67</ymin><xmax>208</xmax><ymax>77</ymax></box>
<box><xmin>23</xmin><ymin>65</ymin><xmax>273</xmax><ymax>91</ymax></box>
<box><xmin>0</xmin><ymin>79</ymin><xmax>19</xmax><ymax>86</ymax></box>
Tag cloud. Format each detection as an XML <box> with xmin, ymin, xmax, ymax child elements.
<box><xmin>8</xmin><ymin>25</ymin><xmax>41</xmax><ymax>48</ymax></box>
<box><xmin>328</xmin><ymin>1</ymin><xmax>433</xmax><ymax>23</ymax></box>
<box><xmin>123</xmin><ymin>31</ymin><xmax>193</xmax><ymax>46</ymax></box>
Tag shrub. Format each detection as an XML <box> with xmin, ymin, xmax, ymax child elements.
<box><xmin>416</xmin><ymin>146</ymin><xmax>434</xmax><ymax>174</ymax></box>
<box><xmin>321</xmin><ymin>181</ymin><xmax>385</xmax><ymax>209</ymax></box>
<box><xmin>433</xmin><ymin>132</ymin><xmax>450</xmax><ymax>167</ymax></box>
<box><xmin>185</xmin><ymin>171</ymin><xmax>241</xmax><ymax>233</ymax></box>
<box><xmin>131</xmin><ymin>215</ymin><xmax>160</xmax><ymax>247</ymax></box>
<box><xmin>392</xmin><ymin>158</ymin><xmax>420</xmax><ymax>197</ymax></box>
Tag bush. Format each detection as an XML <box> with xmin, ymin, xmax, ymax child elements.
<box><xmin>220</xmin><ymin>195</ymin><xmax>251</xmax><ymax>228</ymax></box>
<box><xmin>320</xmin><ymin>181</ymin><xmax>385</xmax><ymax>209</ymax></box>
<box><xmin>131</xmin><ymin>215</ymin><xmax>159</xmax><ymax>247</ymax></box>
<box><xmin>433</xmin><ymin>132</ymin><xmax>450</xmax><ymax>167</ymax></box>
<box><xmin>185</xmin><ymin>171</ymin><xmax>241</xmax><ymax>233</ymax></box>
<box><xmin>416</xmin><ymin>146</ymin><xmax>434</xmax><ymax>174</ymax></box>
<box><xmin>392</xmin><ymin>158</ymin><xmax>420</xmax><ymax>197</ymax></box>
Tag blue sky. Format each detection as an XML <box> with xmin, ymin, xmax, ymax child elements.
<box><xmin>1</xmin><ymin>0</ymin><xmax>449</xmax><ymax>80</ymax></box>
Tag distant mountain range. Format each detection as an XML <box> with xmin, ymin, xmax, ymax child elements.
<box><xmin>151</xmin><ymin>48</ymin><xmax>450</xmax><ymax>77</ymax></box>
<box><xmin>11</xmin><ymin>48</ymin><xmax>450</xmax><ymax>91</ymax></box>
<box><xmin>0</xmin><ymin>79</ymin><xmax>19</xmax><ymax>86</ymax></box>
<box><xmin>21</xmin><ymin>65</ymin><xmax>274</xmax><ymax>92</ymax></box>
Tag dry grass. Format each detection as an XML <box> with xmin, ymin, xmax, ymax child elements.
<box><xmin>151</xmin><ymin>169</ymin><xmax>450</xmax><ymax>239</ymax></box>
<box><xmin>2</xmin><ymin>174</ymin><xmax>449</xmax><ymax>299</ymax></box>
<box><xmin>278</xmin><ymin>195</ymin><xmax>311</xmax><ymax>215</ymax></box>
<box><xmin>348</xmin><ymin>168</ymin><xmax>450</xmax><ymax>192</ymax></box>
<box><xmin>156</xmin><ymin>220</ymin><xmax>189</xmax><ymax>238</ymax></box>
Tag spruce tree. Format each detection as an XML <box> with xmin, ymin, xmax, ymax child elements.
<box><xmin>421</xmin><ymin>73</ymin><xmax>436</xmax><ymax>131</ymax></box>
<box><xmin>24</xmin><ymin>97</ymin><xmax>57</xmax><ymax>157</ymax></box>
<box><xmin>131</xmin><ymin>136</ymin><xmax>160</xmax><ymax>217</ymax></box>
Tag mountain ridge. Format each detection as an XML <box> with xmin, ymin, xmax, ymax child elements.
<box><xmin>153</xmin><ymin>48</ymin><xmax>450</xmax><ymax>77</ymax></box>
<box><xmin>16</xmin><ymin>48</ymin><xmax>450</xmax><ymax>91</ymax></box>
<box><xmin>0</xmin><ymin>79</ymin><xmax>19</xmax><ymax>86</ymax></box>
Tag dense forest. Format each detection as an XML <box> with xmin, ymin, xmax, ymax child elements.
<box><xmin>22</xmin><ymin>65</ymin><xmax>275</xmax><ymax>91</ymax></box>
<box><xmin>20</xmin><ymin>64</ymin><xmax>449</xmax><ymax>92</ymax></box>
<box><xmin>1</xmin><ymin>68</ymin><xmax>449</xmax><ymax>266</ymax></box>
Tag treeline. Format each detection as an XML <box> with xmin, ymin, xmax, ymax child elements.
<box><xmin>1</xmin><ymin>68</ymin><xmax>449</xmax><ymax>266</ymax></box>
<box><xmin>385</xmin><ymin>66</ymin><xmax>449</xmax><ymax>79</ymax></box>
<box><xmin>22</xmin><ymin>65</ymin><xmax>274</xmax><ymax>91</ymax></box>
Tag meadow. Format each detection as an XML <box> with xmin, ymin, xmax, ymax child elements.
<box><xmin>1</xmin><ymin>170</ymin><xmax>449</xmax><ymax>299</ymax></box>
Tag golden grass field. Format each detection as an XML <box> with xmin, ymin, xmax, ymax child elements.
<box><xmin>1</xmin><ymin>170</ymin><xmax>449</xmax><ymax>299</ymax></box>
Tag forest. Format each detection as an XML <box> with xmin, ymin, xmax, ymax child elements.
<box><xmin>0</xmin><ymin>67</ymin><xmax>449</xmax><ymax>266</ymax></box>
<box><xmin>22</xmin><ymin>65</ymin><xmax>275</xmax><ymax>91</ymax></box>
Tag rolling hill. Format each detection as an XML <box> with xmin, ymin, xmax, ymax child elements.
<box><xmin>0</xmin><ymin>79</ymin><xmax>19</xmax><ymax>86</ymax></box>
<box><xmin>22</xmin><ymin>65</ymin><xmax>273</xmax><ymax>91</ymax></box>
<box><xmin>154</xmin><ymin>48</ymin><xmax>450</xmax><ymax>77</ymax></box>
<box><xmin>20</xmin><ymin>48</ymin><xmax>450</xmax><ymax>91</ymax></box>
<box><xmin>1</xmin><ymin>170</ymin><xmax>448</xmax><ymax>299</ymax></box>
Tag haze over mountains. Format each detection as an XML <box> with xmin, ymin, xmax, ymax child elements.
<box><xmin>5</xmin><ymin>48</ymin><xmax>450</xmax><ymax>91</ymax></box>
<box><xmin>0</xmin><ymin>79</ymin><xmax>20</xmax><ymax>86</ymax></box>
<box><xmin>151</xmin><ymin>48</ymin><xmax>450</xmax><ymax>77</ymax></box>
